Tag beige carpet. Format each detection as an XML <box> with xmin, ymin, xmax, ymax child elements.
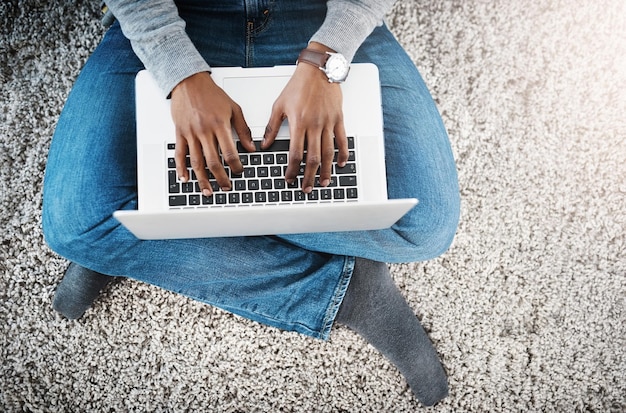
<box><xmin>1</xmin><ymin>1</ymin><xmax>625</xmax><ymax>411</ymax></box>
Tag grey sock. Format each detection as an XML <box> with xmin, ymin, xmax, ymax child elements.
<box><xmin>336</xmin><ymin>258</ymin><xmax>449</xmax><ymax>406</ymax></box>
<box><xmin>52</xmin><ymin>263</ymin><xmax>115</xmax><ymax>319</ymax></box>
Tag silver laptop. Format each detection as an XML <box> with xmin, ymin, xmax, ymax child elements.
<box><xmin>114</xmin><ymin>64</ymin><xmax>417</xmax><ymax>239</ymax></box>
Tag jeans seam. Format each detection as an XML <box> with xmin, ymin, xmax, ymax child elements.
<box><xmin>318</xmin><ymin>255</ymin><xmax>355</xmax><ymax>340</ymax></box>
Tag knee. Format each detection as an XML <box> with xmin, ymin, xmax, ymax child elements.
<box><xmin>42</xmin><ymin>198</ymin><xmax>87</xmax><ymax>262</ymax></box>
<box><xmin>42</xmin><ymin>194</ymin><xmax>118</xmax><ymax>267</ymax></box>
<box><xmin>392</xmin><ymin>190</ymin><xmax>461</xmax><ymax>262</ymax></box>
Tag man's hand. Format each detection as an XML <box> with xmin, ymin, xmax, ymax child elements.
<box><xmin>262</xmin><ymin>43</ymin><xmax>349</xmax><ymax>193</ymax></box>
<box><xmin>170</xmin><ymin>72</ymin><xmax>255</xmax><ymax>195</ymax></box>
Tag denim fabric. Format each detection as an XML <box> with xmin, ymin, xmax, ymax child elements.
<box><xmin>42</xmin><ymin>0</ymin><xmax>460</xmax><ymax>340</ymax></box>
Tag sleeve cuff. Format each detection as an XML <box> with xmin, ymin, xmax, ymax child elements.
<box><xmin>309</xmin><ymin>3</ymin><xmax>383</xmax><ymax>62</ymax></box>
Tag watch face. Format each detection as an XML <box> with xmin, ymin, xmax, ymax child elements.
<box><xmin>325</xmin><ymin>53</ymin><xmax>349</xmax><ymax>82</ymax></box>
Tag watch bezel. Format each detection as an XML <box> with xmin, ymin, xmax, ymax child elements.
<box><xmin>323</xmin><ymin>52</ymin><xmax>350</xmax><ymax>83</ymax></box>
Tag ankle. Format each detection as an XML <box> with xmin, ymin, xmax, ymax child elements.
<box><xmin>336</xmin><ymin>257</ymin><xmax>449</xmax><ymax>406</ymax></box>
<box><xmin>52</xmin><ymin>263</ymin><xmax>115</xmax><ymax>319</ymax></box>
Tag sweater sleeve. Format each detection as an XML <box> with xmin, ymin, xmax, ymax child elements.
<box><xmin>105</xmin><ymin>0</ymin><xmax>211</xmax><ymax>96</ymax></box>
<box><xmin>309</xmin><ymin>0</ymin><xmax>396</xmax><ymax>62</ymax></box>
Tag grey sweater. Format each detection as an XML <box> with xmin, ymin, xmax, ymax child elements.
<box><xmin>105</xmin><ymin>0</ymin><xmax>395</xmax><ymax>96</ymax></box>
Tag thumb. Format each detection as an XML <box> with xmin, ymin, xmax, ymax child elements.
<box><xmin>232</xmin><ymin>104</ymin><xmax>255</xmax><ymax>153</ymax></box>
<box><xmin>262</xmin><ymin>103</ymin><xmax>285</xmax><ymax>150</ymax></box>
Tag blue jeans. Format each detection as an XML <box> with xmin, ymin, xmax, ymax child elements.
<box><xmin>42</xmin><ymin>0</ymin><xmax>460</xmax><ymax>340</ymax></box>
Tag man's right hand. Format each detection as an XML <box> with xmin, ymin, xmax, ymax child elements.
<box><xmin>170</xmin><ymin>72</ymin><xmax>255</xmax><ymax>196</ymax></box>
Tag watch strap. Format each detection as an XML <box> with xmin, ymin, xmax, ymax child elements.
<box><xmin>297</xmin><ymin>48</ymin><xmax>330</xmax><ymax>69</ymax></box>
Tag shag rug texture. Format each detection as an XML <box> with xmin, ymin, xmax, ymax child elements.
<box><xmin>1</xmin><ymin>1</ymin><xmax>625</xmax><ymax>411</ymax></box>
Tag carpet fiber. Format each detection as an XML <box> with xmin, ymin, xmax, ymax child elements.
<box><xmin>1</xmin><ymin>1</ymin><xmax>625</xmax><ymax>411</ymax></box>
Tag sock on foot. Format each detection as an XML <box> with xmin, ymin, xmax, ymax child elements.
<box><xmin>52</xmin><ymin>263</ymin><xmax>115</xmax><ymax>319</ymax></box>
<box><xmin>336</xmin><ymin>257</ymin><xmax>449</xmax><ymax>406</ymax></box>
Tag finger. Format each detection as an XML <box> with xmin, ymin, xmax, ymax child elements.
<box><xmin>262</xmin><ymin>102</ymin><xmax>285</xmax><ymax>150</ymax></box>
<box><xmin>217</xmin><ymin>130</ymin><xmax>244</xmax><ymax>176</ymax></box>
<box><xmin>232</xmin><ymin>103</ymin><xmax>255</xmax><ymax>153</ymax></box>
<box><xmin>202</xmin><ymin>135</ymin><xmax>232</xmax><ymax>191</ymax></box>
<box><xmin>318</xmin><ymin>128</ymin><xmax>335</xmax><ymax>187</ymax></box>
<box><xmin>302</xmin><ymin>129</ymin><xmax>322</xmax><ymax>193</ymax></box>
<box><xmin>334</xmin><ymin>121</ymin><xmax>349</xmax><ymax>167</ymax></box>
<box><xmin>175</xmin><ymin>132</ymin><xmax>190</xmax><ymax>183</ymax></box>
<box><xmin>186</xmin><ymin>138</ymin><xmax>213</xmax><ymax>196</ymax></box>
<box><xmin>284</xmin><ymin>123</ymin><xmax>305</xmax><ymax>188</ymax></box>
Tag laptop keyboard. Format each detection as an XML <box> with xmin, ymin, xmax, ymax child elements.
<box><xmin>166</xmin><ymin>137</ymin><xmax>359</xmax><ymax>208</ymax></box>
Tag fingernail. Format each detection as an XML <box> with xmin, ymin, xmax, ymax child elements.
<box><xmin>221</xmin><ymin>186</ymin><xmax>231</xmax><ymax>191</ymax></box>
<box><xmin>202</xmin><ymin>189</ymin><xmax>212</xmax><ymax>197</ymax></box>
<box><xmin>321</xmin><ymin>179</ymin><xmax>330</xmax><ymax>187</ymax></box>
<box><xmin>178</xmin><ymin>176</ymin><xmax>187</xmax><ymax>183</ymax></box>
<box><xmin>304</xmin><ymin>186</ymin><xmax>312</xmax><ymax>194</ymax></box>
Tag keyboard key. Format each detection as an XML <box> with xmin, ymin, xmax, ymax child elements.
<box><xmin>202</xmin><ymin>195</ymin><xmax>214</xmax><ymax>205</ymax></box>
<box><xmin>281</xmin><ymin>191</ymin><xmax>293</xmax><ymax>202</ymax></box>
<box><xmin>270</xmin><ymin>166</ymin><xmax>282</xmax><ymax>176</ymax></box>
<box><xmin>167</xmin><ymin>157</ymin><xmax>176</xmax><ymax>169</ymax></box>
<box><xmin>261</xmin><ymin>179</ymin><xmax>273</xmax><ymax>190</ymax></box>
<box><xmin>314</xmin><ymin>176</ymin><xmax>338</xmax><ymax>187</ymax></box>
<box><xmin>333</xmin><ymin>188</ymin><xmax>345</xmax><ymax>199</ymax></box>
<box><xmin>307</xmin><ymin>190</ymin><xmax>319</xmax><ymax>201</ymax></box>
<box><xmin>257</xmin><ymin>166</ymin><xmax>269</xmax><ymax>177</ymax></box>
<box><xmin>339</xmin><ymin>176</ymin><xmax>357</xmax><ymax>186</ymax></box>
<box><xmin>255</xmin><ymin>192</ymin><xmax>267</xmax><ymax>203</ymax></box>
<box><xmin>335</xmin><ymin>163</ymin><xmax>357</xmax><ymax>174</ymax></box>
<box><xmin>320</xmin><ymin>189</ymin><xmax>332</xmax><ymax>200</ymax></box>
<box><xmin>267</xmin><ymin>140</ymin><xmax>290</xmax><ymax>151</ymax></box>
<box><xmin>215</xmin><ymin>194</ymin><xmax>227</xmax><ymax>204</ymax></box>
<box><xmin>182</xmin><ymin>182</ymin><xmax>194</xmax><ymax>193</ymax></box>
<box><xmin>250</xmin><ymin>154</ymin><xmax>262</xmax><ymax>165</ymax></box>
<box><xmin>274</xmin><ymin>178</ymin><xmax>286</xmax><ymax>189</ymax></box>
<box><xmin>335</xmin><ymin>150</ymin><xmax>355</xmax><ymax>162</ymax></box>
<box><xmin>268</xmin><ymin>191</ymin><xmax>279</xmax><ymax>202</ymax></box>
<box><xmin>234</xmin><ymin>180</ymin><xmax>246</xmax><ymax>191</ymax></box>
<box><xmin>334</xmin><ymin>136</ymin><xmax>355</xmax><ymax>150</ymax></box>
<box><xmin>229</xmin><ymin>193</ymin><xmax>240</xmax><ymax>204</ymax></box>
<box><xmin>248</xmin><ymin>179</ymin><xmax>260</xmax><ymax>190</ymax></box>
<box><xmin>294</xmin><ymin>191</ymin><xmax>306</xmax><ymax>201</ymax></box>
<box><xmin>244</xmin><ymin>167</ymin><xmax>256</xmax><ymax>178</ymax></box>
<box><xmin>347</xmin><ymin>188</ymin><xmax>358</xmax><ymax>199</ymax></box>
<box><xmin>168</xmin><ymin>171</ymin><xmax>180</xmax><ymax>193</ymax></box>
<box><xmin>263</xmin><ymin>154</ymin><xmax>275</xmax><ymax>164</ymax></box>
<box><xmin>276</xmin><ymin>153</ymin><xmax>288</xmax><ymax>164</ymax></box>
<box><xmin>169</xmin><ymin>195</ymin><xmax>186</xmax><ymax>206</ymax></box>
<box><xmin>189</xmin><ymin>195</ymin><xmax>201</xmax><ymax>205</ymax></box>
<box><xmin>242</xmin><ymin>192</ymin><xmax>253</xmax><ymax>203</ymax></box>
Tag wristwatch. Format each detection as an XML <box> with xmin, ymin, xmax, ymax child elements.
<box><xmin>297</xmin><ymin>48</ymin><xmax>350</xmax><ymax>83</ymax></box>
